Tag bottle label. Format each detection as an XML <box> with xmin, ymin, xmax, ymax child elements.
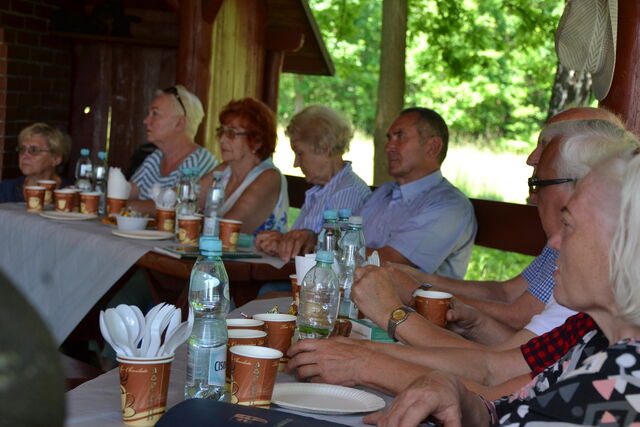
<box><xmin>208</xmin><ymin>345</ymin><xmax>227</xmax><ymax>386</ymax></box>
<box><xmin>203</xmin><ymin>217</ymin><xmax>219</xmax><ymax>237</ymax></box>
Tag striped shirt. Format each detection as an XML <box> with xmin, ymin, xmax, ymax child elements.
<box><xmin>131</xmin><ymin>147</ymin><xmax>217</xmax><ymax>200</ymax></box>
<box><xmin>292</xmin><ymin>162</ymin><xmax>371</xmax><ymax>233</ymax></box>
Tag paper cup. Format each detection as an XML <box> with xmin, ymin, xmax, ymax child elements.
<box><xmin>252</xmin><ymin>313</ymin><xmax>296</xmax><ymax>371</ymax></box>
<box><xmin>116</xmin><ymin>355</ymin><xmax>173</xmax><ymax>426</ymax></box>
<box><xmin>289</xmin><ymin>274</ymin><xmax>300</xmax><ymax>311</ymax></box>
<box><xmin>226</xmin><ymin>318</ymin><xmax>265</xmax><ymax>331</ymax></box>
<box><xmin>156</xmin><ymin>208</ymin><xmax>175</xmax><ymax>232</ymax></box>
<box><xmin>177</xmin><ymin>216</ymin><xmax>202</xmax><ymax>245</ymax></box>
<box><xmin>229</xmin><ymin>345</ymin><xmax>282</xmax><ymax>407</ymax></box>
<box><xmin>69</xmin><ymin>188</ymin><xmax>82</xmax><ymax>212</ymax></box>
<box><xmin>107</xmin><ymin>197</ymin><xmax>128</xmax><ymax>217</ymax></box>
<box><xmin>219</xmin><ymin>219</ymin><xmax>242</xmax><ymax>251</ymax></box>
<box><xmin>226</xmin><ymin>329</ymin><xmax>267</xmax><ymax>386</ymax></box>
<box><xmin>24</xmin><ymin>186</ymin><xmax>45</xmax><ymax>212</ymax></box>
<box><xmin>37</xmin><ymin>180</ymin><xmax>57</xmax><ymax>205</ymax></box>
<box><xmin>414</xmin><ymin>290</ymin><xmax>453</xmax><ymax>328</ymax></box>
<box><xmin>54</xmin><ymin>189</ymin><xmax>75</xmax><ymax>212</ymax></box>
<box><xmin>80</xmin><ymin>191</ymin><xmax>100</xmax><ymax>215</ymax></box>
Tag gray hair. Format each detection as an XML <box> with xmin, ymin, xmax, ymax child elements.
<box><xmin>285</xmin><ymin>105</ymin><xmax>353</xmax><ymax>155</ymax></box>
<box><xmin>554</xmin><ymin>119</ymin><xmax>639</xmax><ymax>182</ymax></box>
<box><xmin>155</xmin><ymin>85</ymin><xmax>204</xmax><ymax>140</ymax></box>
<box><xmin>18</xmin><ymin>122</ymin><xmax>71</xmax><ymax>172</ymax></box>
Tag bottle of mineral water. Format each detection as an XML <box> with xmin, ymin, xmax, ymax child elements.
<box><xmin>175</xmin><ymin>168</ymin><xmax>197</xmax><ymax>234</ymax></box>
<box><xmin>317</xmin><ymin>209</ymin><xmax>341</xmax><ymax>253</ymax></box>
<box><xmin>74</xmin><ymin>148</ymin><xmax>93</xmax><ymax>191</ymax></box>
<box><xmin>93</xmin><ymin>151</ymin><xmax>108</xmax><ymax>216</ymax></box>
<box><xmin>184</xmin><ymin>236</ymin><xmax>230</xmax><ymax>401</ymax></box>
<box><xmin>203</xmin><ymin>171</ymin><xmax>225</xmax><ymax>237</ymax></box>
<box><xmin>297</xmin><ymin>250</ymin><xmax>340</xmax><ymax>339</ymax></box>
<box><xmin>337</xmin><ymin>216</ymin><xmax>366</xmax><ymax>319</ymax></box>
<box><xmin>337</xmin><ymin>208</ymin><xmax>352</xmax><ymax>231</ymax></box>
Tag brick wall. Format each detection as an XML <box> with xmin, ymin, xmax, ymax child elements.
<box><xmin>0</xmin><ymin>1</ymin><xmax>72</xmax><ymax>180</ymax></box>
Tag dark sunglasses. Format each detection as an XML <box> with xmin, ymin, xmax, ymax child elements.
<box><xmin>163</xmin><ymin>86</ymin><xmax>187</xmax><ymax>116</ymax></box>
<box><xmin>528</xmin><ymin>177</ymin><xmax>575</xmax><ymax>194</ymax></box>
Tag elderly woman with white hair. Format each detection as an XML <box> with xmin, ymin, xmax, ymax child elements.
<box><xmin>128</xmin><ymin>85</ymin><xmax>217</xmax><ymax>210</ymax></box>
<box><xmin>255</xmin><ymin>105</ymin><xmax>371</xmax><ymax>260</ymax></box>
<box><xmin>366</xmin><ymin>144</ymin><xmax>640</xmax><ymax>426</ymax></box>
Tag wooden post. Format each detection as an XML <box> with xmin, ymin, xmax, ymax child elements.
<box><xmin>263</xmin><ymin>28</ymin><xmax>304</xmax><ymax>112</ymax></box>
<box><xmin>600</xmin><ymin>0</ymin><xmax>640</xmax><ymax>136</ymax></box>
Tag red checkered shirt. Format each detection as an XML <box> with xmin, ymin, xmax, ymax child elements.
<box><xmin>520</xmin><ymin>312</ymin><xmax>599</xmax><ymax>377</ymax></box>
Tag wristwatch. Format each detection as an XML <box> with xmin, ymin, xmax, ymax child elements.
<box><xmin>387</xmin><ymin>306</ymin><xmax>415</xmax><ymax>341</ymax></box>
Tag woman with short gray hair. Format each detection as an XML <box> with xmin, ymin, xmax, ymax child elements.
<box><xmin>255</xmin><ymin>105</ymin><xmax>371</xmax><ymax>261</ymax></box>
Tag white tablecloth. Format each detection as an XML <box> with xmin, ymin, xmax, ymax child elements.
<box><xmin>0</xmin><ymin>203</ymin><xmax>161</xmax><ymax>344</ymax></box>
<box><xmin>64</xmin><ymin>297</ymin><xmax>393</xmax><ymax>426</ymax></box>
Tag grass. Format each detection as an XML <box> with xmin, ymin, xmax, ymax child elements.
<box><xmin>277</xmin><ymin>128</ymin><xmax>537</xmax><ymax>281</ymax></box>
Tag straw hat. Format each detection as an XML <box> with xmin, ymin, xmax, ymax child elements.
<box><xmin>555</xmin><ymin>0</ymin><xmax>618</xmax><ymax>100</ymax></box>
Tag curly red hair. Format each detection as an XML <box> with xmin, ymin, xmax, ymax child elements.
<box><xmin>219</xmin><ymin>98</ymin><xmax>277</xmax><ymax>160</ymax></box>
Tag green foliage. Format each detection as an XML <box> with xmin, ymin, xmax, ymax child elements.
<box><xmin>465</xmin><ymin>246</ymin><xmax>535</xmax><ymax>281</ymax></box>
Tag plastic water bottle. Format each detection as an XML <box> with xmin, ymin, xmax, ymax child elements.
<box><xmin>175</xmin><ymin>168</ymin><xmax>197</xmax><ymax>234</ymax></box>
<box><xmin>297</xmin><ymin>250</ymin><xmax>340</xmax><ymax>339</ymax></box>
<box><xmin>191</xmin><ymin>166</ymin><xmax>202</xmax><ymax>196</ymax></box>
<box><xmin>317</xmin><ymin>209</ymin><xmax>341</xmax><ymax>253</ymax></box>
<box><xmin>203</xmin><ymin>171</ymin><xmax>225</xmax><ymax>237</ymax></box>
<box><xmin>93</xmin><ymin>151</ymin><xmax>108</xmax><ymax>216</ymax></box>
<box><xmin>74</xmin><ymin>148</ymin><xmax>93</xmax><ymax>191</ymax></box>
<box><xmin>337</xmin><ymin>208</ymin><xmax>352</xmax><ymax>231</ymax></box>
<box><xmin>184</xmin><ymin>236</ymin><xmax>230</xmax><ymax>401</ymax></box>
<box><xmin>337</xmin><ymin>216</ymin><xmax>366</xmax><ymax>319</ymax></box>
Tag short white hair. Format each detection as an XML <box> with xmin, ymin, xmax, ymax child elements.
<box><xmin>155</xmin><ymin>85</ymin><xmax>204</xmax><ymax>139</ymax></box>
<box><xmin>610</xmin><ymin>149</ymin><xmax>640</xmax><ymax>326</ymax></box>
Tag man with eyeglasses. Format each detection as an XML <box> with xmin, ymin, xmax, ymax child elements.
<box><xmin>357</xmin><ymin>107</ymin><xmax>477</xmax><ymax>279</ymax></box>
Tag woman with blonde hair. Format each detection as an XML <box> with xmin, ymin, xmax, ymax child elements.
<box><xmin>0</xmin><ymin>122</ymin><xmax>72</xmax><ymax>203</ymax></box>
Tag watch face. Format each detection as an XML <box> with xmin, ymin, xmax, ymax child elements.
<box><xmin>392</xmin><ymin>308</ymin><xmax>406</xmax><ymax>321</ymax></box>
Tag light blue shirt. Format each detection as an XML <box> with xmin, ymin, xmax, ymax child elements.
<box><xmin>359</xmin><ymin>170</ymin><xmax>477</xmax><ymax>278</ymax></box>
<box><xmin>292</xmin><ymin>162</ymin><xmax>371</xmax><ymax>233</ymax></box>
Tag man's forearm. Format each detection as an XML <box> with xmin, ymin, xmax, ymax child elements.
<box><xmin>458</xmin><ymin>292</ymin><xmax>544</xmax><ymax>330</ymax></box>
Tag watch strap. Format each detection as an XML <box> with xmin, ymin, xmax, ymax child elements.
<box><xmin>387</xmin><ymin>306</ymin><xmax>415</xmax><ymax>341</ymax></box>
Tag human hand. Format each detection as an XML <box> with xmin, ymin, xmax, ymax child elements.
<box><xmin>445</xmin><ymin>298</ymin><xmax>483</xmax><ymax>340</ymax></box>
<box><xmin>382</xmin><ymin>264</ymin><xmax>422</xmax><ymax>306</ymax></box>
<box><xmin>352</xmin><ymin>266</ymin><xmax>404</xmax><ymax>327</ymax></box>
<box><xmin>286</xmin><ymin>337</ymin><xmax>371</xmax><ymax>386</ymax></box>
<box><xmin>363</xmin><ymin>372</ymin><xmax>470</xmax><ymax>427</ymax></box>
<box><xmin>255</xmin><ymin>230</ymin><xmax>282</xmax><ymax>255</ymax></box>
<box><xmin>278</xmin><ymin>229</ymin><xmax>316</xmax><ymax>261</ymax></box>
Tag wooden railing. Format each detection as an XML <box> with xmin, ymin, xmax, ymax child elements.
<box><xmin>285</xmin><ymin>174</ymin><xmax>546</xmax><ymax>257</ymax></box>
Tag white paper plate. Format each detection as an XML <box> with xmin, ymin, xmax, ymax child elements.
<box><xmin>111</xmin><ymin>229</ymin><xmax>174</xmax><ymax>240</ymax></box>
<box><xmin>271</xmin><ymin>383</ymin><xmax>386</xmax><ymax>415</ymax></box>
<box><xmin>40</xmin><ymin>211</ymin><xmax>98</xmax><ymax>221</ymax></box>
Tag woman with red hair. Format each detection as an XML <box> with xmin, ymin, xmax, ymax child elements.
<box><xmin>198</xmin><ymin>97</ymin><xmax>288</xmax><ymax>235</ymax></box>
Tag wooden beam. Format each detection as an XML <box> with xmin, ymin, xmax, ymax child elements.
<box><xmin>600</xmin><ymin>0</ymin><xmax>640</xmax><ymax>136</ymax></box>
<box><xmin>265</xmin><ymin>28</ymin><xmax>304</xmax><ymax>52</ymax></box>
<box><xmin>262</xmin><ymin>28</ymin><xmax>304</xmax><ymax>112</ymax></box>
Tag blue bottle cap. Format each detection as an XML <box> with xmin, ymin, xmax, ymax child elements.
<box><xmin>98</xmin><ymin>151</ymin><xmax>106</xmax><ymax>160</ymax></box>
<box><xmin>191</xmin><ymin>166</ymin><xmax>201</xmax><ymax>176</ymax></box>
<box><xmin>182</xmin><ymin>167</ymin><xmax>192</xmax><ymax>176</ymax></box>
<box><xmin>200</xmin><ymin>236</ymin><xmax>222</xmax><ymax>255</ymax></box>
<box><xmin>348</xmin><ymin>216</ymin><xmax>363</xmax><ymax>226</ymax></box>
<box><xmin>323</xmin><ymin>209</ymin><xmax>338</xmax><ymax>220</ymax></box>
<box><xmin>316</xmin><ymin>250</ymin><xmax>334</xmax><ymax>264</ymax></box>
<box><xmin>80</xmin><ymin>148</ymin><xmax>90</xmax><ymax>156</ymax></box>
<box><xmin>338</xmin><ymin>208</ymin><xmax>352</xmax><ymax>219</ymax></box>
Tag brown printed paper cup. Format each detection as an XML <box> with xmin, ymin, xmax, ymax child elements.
<box><xmin>80</xmin><ymin>192</ymin><xmax>100</xmax><ymax>215</ymax></box>
<box><xmin>177</xmin><ymin>216</ymin><xmax>201</xmax><ymax>245</ymax></box>
<box><xmin>414</xmin><ymin>290</ymin><xmax>453</xmax><ymax>328</ymax></box>
<box><xmin>229</xmin><ymin>345</ymin><xmax>282</xmax><ymax>407</ymax></box>
<box><xmin>252</xmin><ymin>313</ymin><xmax>296</xmax><ymax>371</ymax></box>
<box><xmin>219</xmin><ymin>219</ymin><xmax>242</xmax><ymax>251</ymax></box>
<box><xmin>107</xmin><ymin>197</ymin><xmax>128</xmax><ymax>217</ymax></box>
<box><xmin>156</xmin><ymin>208</ymin><xmax>176</xmax><ymax>232</ymax></box>
<box><xmin>226</xmin><ymin>318</ymin><xmax>265</xmax><ymax>331</ymax></box>
<box><xmin>54</xmin><ymin>189</ymin><xmax>75</xmax><ymax>212</ymax></box>
<box><xmin>116</xmin><ymin>355</ymin><xmax>173</xmax><ymax>426</ymax></box>
<box><xmin>69</xmin><ymin>188</ymin><xmax>82</xmax><ymax>212</ymax></box>
<box><xmin>37</xmin><ymin>180</ymin><xmax>57</xmax><ymax>205</ymax></box>
<box><xmin>24</xmin><ymin>186</ymin><xmax>45</xmax><ymax>212</ymax></box>
<box><xmin>226</xmin><ymin>329</ymin><xmax>267</xmax><ymax>386</ymax></box>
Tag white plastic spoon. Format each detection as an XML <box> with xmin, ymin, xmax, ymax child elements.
<box><xmin>105</xmin><ymin>308</ymin><xmax>134</xmax><ymax>356</ymax></box>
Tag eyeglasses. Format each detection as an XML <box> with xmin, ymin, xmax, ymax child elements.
<box><xmin>16</xmin><ymin>146</ymin><xmax>51</xmax><ymax>156</ymax></box>
<box><xmin>527</xmin><ymin>177</ymin><xmax>575</xmax><ymax>193</ymax></box>
<box><xmin>216</xmin><ymin>127</ymin><xmax>250</xmax><ymax>140</ymax></box>
<box><xmin>163</xmin><ymin>86</ymin><xmax>187</xmax><ymax>116</ymax></box>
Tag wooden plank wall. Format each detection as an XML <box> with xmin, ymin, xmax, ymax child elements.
<box><xmin>203</xmin><ymin>0</ymin><xmax>267</xmax><ymax>159</ymax></box>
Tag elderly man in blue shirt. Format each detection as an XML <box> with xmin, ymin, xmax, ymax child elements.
<box><xmin>360</xmin><ymin>107</ymin><xmax>477</xmax><ymax>279</ymax></box>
